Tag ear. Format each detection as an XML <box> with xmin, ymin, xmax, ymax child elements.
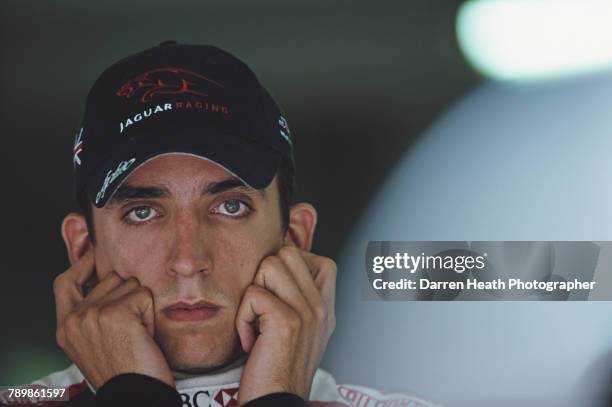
<box><xmin>61</xmin><ymin>212</ymin><xmax>92</xmax><ymax>265</ymax></box>
<box><xmin>284</xmin><ymin>202</ymin><xmax>318</xmax><ymax>251</ymax></box>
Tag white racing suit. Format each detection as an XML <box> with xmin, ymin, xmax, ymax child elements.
<box><xmin>1</xmin><ymin>358</ymin><xmax>442</xmax><ymax>407</ymax></box>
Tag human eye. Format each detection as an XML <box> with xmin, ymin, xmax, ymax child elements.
<box><xmin>123</xmin><ymin>205</ymin><xmax>160</xmax><ymax>224</ymax></box>
<box><xmin>211</xmin><ymin>199</ymin><xmax>252</xmax><ymax>218</ymax></box>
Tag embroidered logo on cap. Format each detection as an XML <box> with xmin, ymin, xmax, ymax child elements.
<box><xmin>116</xmin><ymin>67</ymin><xmax>224</xmax><ymax>103</ymax></box>
<box><xmin>95</xmin><ymin>158</ymin><xmax>136</xmax><ymax>205</ymax></box>
<box><xmin>73</xmin><ymin>127</ymin><xmax>84</xmax><ymax>167</ymax></box>
<box><xmin>278</xmin><ymin>115</ymin><xmax>292</xmax><ymax>146</ymax></box>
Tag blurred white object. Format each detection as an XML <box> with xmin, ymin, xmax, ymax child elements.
<box><xmin>322</xmin><ymin>72</ymin><xmax>612</xmax><ymax>407</ymax></box>
<box><xmin>457</xmin><ymin>0</ymin><xmax>612</xmax><ymax>81</ymax></box>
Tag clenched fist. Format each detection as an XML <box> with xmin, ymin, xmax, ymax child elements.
<box><xmin>53</xmin><ymin>250</ymin><xmax>174</xmax><ymax>390</ymax></box>
<box><xmin>236</xmin><ymin>244</ymin><xmax>337</xmax><ymax>405</ymax></box>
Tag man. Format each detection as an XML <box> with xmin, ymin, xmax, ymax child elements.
<box><xmin>1</xmin><ymin>42</ymin><xmax>439</xmax><ymax>407</ymax></box>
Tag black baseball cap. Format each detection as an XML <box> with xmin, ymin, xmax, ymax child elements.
<box><xmin>72</xmin><ymin>41</ymin><xmax>294</xmax><ymax>208</ymax></box>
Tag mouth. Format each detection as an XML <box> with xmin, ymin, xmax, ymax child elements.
<box><xmin>163</xmin><ymin>300</ymin><xmax>221</xmax><ymax>322</ymax></box>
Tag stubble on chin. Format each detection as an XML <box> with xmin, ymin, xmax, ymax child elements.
<box><xmin>154</xmin><ymin>324</ymin><xmax>244</xmax><ymax>373</ymax></box>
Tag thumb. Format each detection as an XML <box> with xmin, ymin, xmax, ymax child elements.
<box><xmin>125</xmin><ymin>286</ymin><xmax>156</xmax><ymax>337</ymax></box>
<box><xmin>235</xmin><ymin>285</ymin><xmax>281</xmax><ymax>353</ymax></box>
<box><xmin>235</xmin><ymin>287</ymin><xmax>258</xmax><ymax>353</ymax></box>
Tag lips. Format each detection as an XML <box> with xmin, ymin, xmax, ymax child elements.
<box><xmin>163</xmin><ymin>300</ymin><xmax>220</xmax><ymax>322</ymax></box>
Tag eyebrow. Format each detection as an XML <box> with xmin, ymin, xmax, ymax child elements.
<box><xmin>107</xmin><ymin>177</ymin><xmax>264</xmax><ymax>206</ymax></box>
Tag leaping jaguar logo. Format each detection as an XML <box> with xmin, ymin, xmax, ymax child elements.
<box><xmin>116</xmin><ymin>67</ymin><xmax>224</xmax><ymax>103</ymax></box>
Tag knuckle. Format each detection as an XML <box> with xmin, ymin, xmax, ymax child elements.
<box><xmin>328</xmin><ymin>313</ymin><xmax>337</xmax><ymax>332</ymax></box>
<box><xmin>63</xmin><ymin>313</ymin><xmax>81</xmax><ymax>335</ymax></box>
<box><xmin>303</xmin><ymin>311</ymin><xmax>315</xmax><ymax>329</ymax></box>
<box><xmin>122</xmin><ymin>277</ymin><xmax>139</xmax><ymax>288</ymax></box>
<box><xmin>127</xmin><ymin>286</ymin><xmax>153</xmax><ymax>306</ymax></box>
<box><xmin>98</xmin><ymin>306</ymin><xmax>117</xmax><ymax>324</ymax></box>
<box><xmin>256</xmin><ymin>258</ymin><xmax>284</xmax><ymax>284</ymax></box>
<box><xmin>287</xmin><ymin>317</ymin><xmax>302</xmax><ymax>334</ymax></box>
<box><xmin>323</xmin><ymin>257</ymin><xmax>337</xmax><ymax>273</ymax></box>
<box><xmin>52</xmin><ymin>274</ymin><xmax>66</xmax><ymax>294</ymax></box>
<box><xmin>82</xmin><ymin>307</ymin><xmax>99</xmax><ymax>327</ymax></box>
<box><xmin>283</xmin><ymin>309</ymin><xmax>302</xmax><ymax>333</ymax></box>
<box><xmin>55</xmin><ymin>327</ymin><xmax>66</xmax><ymax>348</ymax></box>
<box><xmin>243</xmin><ymin>285</ymin><xmax>262</xmax><ymax>301</ymax></box>
<box><xmin>299</xmin><ymin>307</ymin><xmax>313</xmax><ymax>327</ymax></box>
<box><xmin>244</xmin><ymin>284</ymin><xmax>258</xmax><ymax>295</ymax></box>
<box><xmin>260</xmin><ymin>255</ymin><xmax>282</xmax><ymax>271</ymax></box>
<box><xmin>63</xmin><ymin>311</ymin><xmax>79</xmax><ymax>327</ymax></box>
<box><xmin>313</xmin><ymin>304</ymin><xmax>328</xmax><ymax>322</ymax></box>
<box><xmin>278</xmin><ymin>246</ymin><xmax>298</xmax><ymax>260</ymax></box>
<box><xmin>109</xmin><ymin>272</ymin><xmax>123</xmax><ymax>282</ymax></box>
<box><xmin>134</xmin><ymin>285</ymin><xmax>152</xmax><ymax>298</ymax></box>
<box><xmin>277</xmin><ymin>322</ymin><xmax>295</xmax><ymax>338</ymax></box>
<box><xmin>320</xmin><ymin>258</ymin><xmax>338</xmax><ymax>282</ymax></box>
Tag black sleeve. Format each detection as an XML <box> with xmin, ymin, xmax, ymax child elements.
<box><xmin>96</xmin><ymin>374</ymin><xmax>310</xmax><ymax>407</ymax></box>
<box><xmin>242</xmin><ymin>392</ymin><xmax>310</xmax><ymax>407</ymax></box>
<box><xmin>96</xmin><ymin>373</ymin><xmax>182</xmax><ymax>407</ymax></box>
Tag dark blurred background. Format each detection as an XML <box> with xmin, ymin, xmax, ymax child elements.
<box><xmin>0</xmin><ymin>0</ymin><xmax>477</xmax><ymax>385</ymax></box>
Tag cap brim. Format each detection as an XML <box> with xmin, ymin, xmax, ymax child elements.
<box><xmin>87</xmin><ymin>126</ymin><xmax>281</xmax><ymax>208</ymax></box>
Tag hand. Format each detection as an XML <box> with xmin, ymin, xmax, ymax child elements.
<box><xmin>235</xmin><ymin>243</ymin><xmax>337</xmax><ymax>405</ymax></box>
<box><xmin>53</xmin><ymin>250</ymin><xmax>174</xmax><ymax>390</ymax></box>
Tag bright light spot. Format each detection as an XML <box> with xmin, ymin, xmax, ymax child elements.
<box><xmin>457</xmin><ymin>0</ymin><xmax>612</xmax><ymax>81</ymax></box>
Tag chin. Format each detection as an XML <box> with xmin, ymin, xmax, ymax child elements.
<box><xmin>155</xmin><ymin>323</ymin><xmax>242</xmax><ymax>372</ymax></box>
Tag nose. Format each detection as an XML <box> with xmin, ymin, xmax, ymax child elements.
<box><xmin>167</xmin><ymin>214</ymin><xmax>210</xmax><ymax>277</ymax></box>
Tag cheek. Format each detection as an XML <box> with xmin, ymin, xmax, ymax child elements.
<box><xmin>208</xmin><ymin>228</ymin><xmax>271</xmax><ymax>292</ymax></box>
<box><xmin>95</xmin><ymin>227</ymin><xmax>168</xmax><ymax>282</ymax></box>
<box><xmin>205</xmin><ymin>218</ymin><xmax>283</xmax><ymax>302</ymax></box>
<box><xmin>118</xmin><ymin>236</ymin><xmax>164</xmax><ymax>278</ymax></box>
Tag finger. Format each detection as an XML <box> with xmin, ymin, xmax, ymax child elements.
<box><xmin>235</xmin><ymin>285</ymin><xmax>296</xmax><ymax>353</ymax></box>
<box><xmin>285</xmin><ymin>250</ymin><xmax>336</xmax><ymax>342</ymax></box>
<box><xmin>297</xmin><ymin>251</ymin><xmax>329</xmax><ymax>283</ymax></box>
<box><xmin>235</xmin><ymin>293</ymin><xmax>257</xmax><ymax>353</ymax></box>
<box><xmin>94</xmin><ymin>277</ymin><xmax>141</xmax><ymax>307</ymax></box>
<box><xmin>253</xmin><ymin>256</ymin><xmax>311</xmax><ymax>315</ymax></box>
<box><xmin>54</xmin><ymin>250</ymin><xmax>95</xmax><ymax>324</ymax></box>
<box><xmin>300</xmin><ymin>251</ymin><xmax>337</xmax><ymax>310</ymax></box>
<box><xmin>80</xmin><ymin>272</ymin><xmax>126</xmax><ymax>305</ymax></box>
<box><xmin>299</xmin><ymin>251</ymin><xmax>336</xmax><ymax>290</ymax></box>
<box><xmin>69</xmin><ymin>249</ymin><xmax>97</xmax><ymax>287</ymax></box>
<box><xmin>117</xmin><ymin>285</ymin><xmax>156</xmax><ymax>337</ymax></box>
<box><xmin>276</xmin><ymin>247</ymin><xmax>323</xmax><ymax>309</ymax></box>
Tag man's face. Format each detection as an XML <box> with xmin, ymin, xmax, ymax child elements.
<box><xmin>90</xmin><ymin>154</ymin><xmax>284</xmax><ymax>373</ymax></box>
